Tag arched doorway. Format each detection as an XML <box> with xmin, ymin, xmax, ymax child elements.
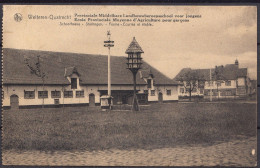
<box><xmin>89</xmin><ymin>93</ymin><xmax>95</xmax><ymax>107</ymax></box>
<box><xmin>158</xmin><ymin>92</ymin><xmax>163</xmax><ymax>103</ymax></box>
<box><xmin>10</xmin><ymin>94</ymin><xmax>19</xmax><ymax>109</ymax></box>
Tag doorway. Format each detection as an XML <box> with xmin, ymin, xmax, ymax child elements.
<box><xmin>158</xmin><ymin>92</ymin><xmax>163</xmax><ymax>103</ymax></box>
<box><xmin>10</xmin><ymin>94</ymin><xmax>19</xmax><ymax>109</ymax></box>
<box><xmin>89</xmin><ymin>93</ymin><xmax>95</xmax><ymax>107</ymax></box>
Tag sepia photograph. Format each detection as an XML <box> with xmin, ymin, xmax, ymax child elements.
<box><xmin>2</xmin><ymin>5</ymin><xmax>257</xmax><ymax>166</ymax></box>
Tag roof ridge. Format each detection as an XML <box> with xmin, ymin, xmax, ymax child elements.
<box><xmin>3</xmin><ymin>48</ymin><xmax>127</xmax><ymax>58</ymax></box>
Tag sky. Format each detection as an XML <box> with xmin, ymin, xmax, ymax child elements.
<box><xmin>3</xmin><ymin>5</ymin><xmax>257</xmax><ymax>79</ymax></box>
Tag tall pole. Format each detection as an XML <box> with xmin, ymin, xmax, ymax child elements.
<box><xmin>210</xmin><ymin>68</ymin><xmax>212</xmax><ymax>102</ymax></box>
<box><xmin>104</xmin><ymin>31</ymin><xmax>114</xmax><ymax>109</ymax></box>
<box><xmin>108</xmin><ymin>45</ymin><xmax>111</xmax><ymax>97</ymax></box>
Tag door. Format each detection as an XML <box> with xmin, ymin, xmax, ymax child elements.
<box><xmin>89</xmin><ymin>93</ymin><xmax>95</xmax><ymax>107</ymax></box>
<box><xmin>10</xmin><ymin>94</ymin><xmax>19</xmax><ymax>109</ymax></box>
<box><xmin>158</xmin><ymin>92</ymin><xmax>163</xmax><ymax>103</ymax></box>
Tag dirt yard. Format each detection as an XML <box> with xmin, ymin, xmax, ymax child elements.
<box><xmin>3</xmin><ymin>136</ymin><xmax>256</xmax><ymax>166</ymax></box>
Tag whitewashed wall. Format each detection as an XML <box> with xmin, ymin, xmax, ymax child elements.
<box><xmin>3</xmin><ymin>84</ymin><xmax>151</xmax><ymax>107</ymax></box>
<box><xmin>204</xmin><ymin>80</ymin><xmax>237</xmax><ymax>89</ymax></box>
<box><xmin>3</xmin><ymin>72</ymin><xmax>180</xmax><ymax>107</ymax></box>
<box><xmin>237</xmin><ymin>77</ymin><xmax>245</xmax><ymax>86</ymax></box>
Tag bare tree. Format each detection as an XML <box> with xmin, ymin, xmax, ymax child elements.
<box><xmin>177</xmin><ymin>70</ymin><xmax>205</xmax><ymax>101</ymax></box>
<box><xmin>24</xmin><ymin>55</ymin><xmax>47</xmax><ymax>108</ymax></box>
<box><xmin>213</xmin><ymin>66</ymin><xmax>226</xmax><ymax>100</ymax></box>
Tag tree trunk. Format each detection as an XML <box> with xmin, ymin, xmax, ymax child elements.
<box><xmin>217</xmin><ymin>84</ymin><xmax>219</xmax><ymax>101</ymax></box>
<box><xmin>42</xmin><ymin>78</ymin><xmax>45</xmax><ymax>109</ymax></box>
<box><xmin>189</xmin><ymin>88</ymin><xmax>192</xmax><ymax>101</ymax></box>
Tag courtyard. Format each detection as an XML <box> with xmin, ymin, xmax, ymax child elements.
<box><xmin>2</xmin><ymin>102</ymin><xmax>257</xmax><ymax>166</ymax></box>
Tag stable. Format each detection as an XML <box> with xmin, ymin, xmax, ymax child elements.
<box><xmin>3</xmin><ymin>48</ymin><xmax>179</xmax><ymax>109</ymax></box>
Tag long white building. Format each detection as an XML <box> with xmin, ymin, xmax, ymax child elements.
<box><xmin>3</xmin><ymin>48</ymin><xmax>179</xmax><ymax>109</ymax></box>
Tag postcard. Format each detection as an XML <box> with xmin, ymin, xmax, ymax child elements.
<box><xmin>2</xmin><ymin>5</ymin><xmax>257</xmax><ymax>166</ymax></box>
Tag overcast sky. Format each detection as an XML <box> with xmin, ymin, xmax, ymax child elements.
<box><xmin>3</xmin><ymin>5</ymin><xmax>257</xmax><ymax>79</ymax></box>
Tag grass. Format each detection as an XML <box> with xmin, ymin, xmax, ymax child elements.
<box><xmin>2</xmin><ymin>103</ymin><xmax>256</xmax><ymax>151</ymax></box>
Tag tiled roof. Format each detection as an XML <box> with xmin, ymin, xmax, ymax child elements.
<box><xmin>64</xmin><ymin>66</ymin><xmax>80</xmax><ymax>77</ymax></box>
<box><xmin>125</xmin><ymin>37</ymin><xmax>144</xmax><ymax>53</ymax></box>
<box><xmin>3</xmin><ymin>48</ymin><xmax>177</xmax><ymax>86</ymax></box>
<box><xmin>237</xmin><ymin>68</ymin><xmax>247</xmax><ymax>77</ymax></box>
<box><xmin>174</xmin><ymin>64</ymin><xmax>247</xmax><ymax>81</ymax></box>
<box><xmin>139</xmin><ymin>69</ymin><xmax>153</xmax><ymax>78</ymax></box>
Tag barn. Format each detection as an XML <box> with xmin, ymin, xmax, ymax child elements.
<box><xmin>3</xmin><ymin>48</ymin><xmax>179</xmax><ymax>109</ymax></box>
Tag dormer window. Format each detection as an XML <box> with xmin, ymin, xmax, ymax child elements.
<box><xmin>71</xmin><ymin>78</ymin><xmax>77</xmax><ymax>89</ymax></box>
<box><xmin>147</xmin><ymin>79</ymin><xmax>152</xmax><ymax>88</ymax></box>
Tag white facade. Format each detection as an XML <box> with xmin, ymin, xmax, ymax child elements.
<box><xmin>3</xmin><ymin>84</ymin><xmax>148</xmax><ymax>107</ymax></box>
<box><xmin>140</xmin><ymin>74</ymin><xmax>179</xmax><ymax>102</ymax></box>
<box><xmin>3</xmin><ymin>73</ymin><xmax>179</xmax><ymax>107</ymax></box>
<box><xmin>178</xmin><ymin>78</ymin><xmax>248</xmax><ymax>98</ymax></box>
<box><xmin>237</xmin><ymin>77</ymin><xmax>245</xmax><ymax>86</ymax></box>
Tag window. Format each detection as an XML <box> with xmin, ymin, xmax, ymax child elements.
<box><xmin>225</xmin><ymin>81</ymin><xmax>231</xmax><ymax>86</ymax></box>
<box><xmin>38</xmin><ymin>91</ymin><xmax>48</xmax><ymax>99</ymax></box>
<box><xmin>198</xmin><ymin>81</ymin><xmax>205</xmax><ymax>88</ymax></box>
<box><xmin>144</xmin><ymin>90</ymin><xmax>148</xmax><ymax>95</ymax></box>
<box><xmin>180</xmin><ymin>88</ymin><xmax>184</xmax><ymax>93</ymax></box>
<box><xmin>147</xmin><ymin>79</ymin><xmax>152</xmax><ymax>88</ymax></box>
<box><xmin>208</xmin><ymin>91</ymin><xmax>212</xmax><ymax>96</ymax></box>
<box><xmin>200</xmin><ymin>89</ymin><xmax>204</xmax><ymax>94</ymax></box>
<box><xmin>76</xmin><ymin>90</ymin><xmax>84</xmax><ymax>98</ymax></box>
<box><xmin>51</xmin><ymin>91</ymin><xmax>61</xmax><ymax>98</ymax></box>
<box><xmin>71</xmin><ymin>78</ymin><xmax>77</xmax><ymax>89</ymax></box>
<box><xmin>216</xmin><ymin>82</ymin><xmax>221</xmax><ymax>87</ymax></box>
<box><xmin>213</xmin><ymin>91</ymin><xmax>218</xmax><ymax>96</ymax></box>
<box><xmin>226</xmin><ymin>90</ymin><xmax>232</xmax><ymax>96</ymax></box>
<box><xmin>220</xmin><ymin>91</ymin><xmax>225</xmax><ymax>96</ymax></box>
<box><xmin>167</xmin><ymin>89</ymin><xmax>171</xmax><ymax>96</ymax></box>
<box><xmin>54</xmin><ymin>99</ymin><xmax>59</xmax><ymax>105</ymax></box>
<box><xmin>192</xmin><ymin>88</ymin><xmax>197</xmax><ymax>92</ymax></box>
<box><xmin>24</xmin><ymin>91</ymin><xmax>35</xmax><ymax>99</ymax></box>
<box><xmin>64</xmin><ymin>91</ymin><xmax>73</xmax><ymax>98</ymax></box>
<box><xmin>151</xmin><ymin>90</ymin><xmax>155</xmax><ymax>96</ymax></box>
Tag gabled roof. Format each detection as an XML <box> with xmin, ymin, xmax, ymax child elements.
<box><xmin>64</xmin><ymin>66</ymin><xmax>80</xmax><ymax>77</ymax></box>
<box><xmin>139</xmin><ymin>67</ymin><xmax>178</xmax><ymax>85</ymax></box>
<box><xmin>3</xmin><ymin>48</ymin><xmax>177</xmax><ymax>86</ymax></box>
<box><xmin>125</xmin><ymin>37</ymin><xmax>144</xmax><ymax>53</ymax></box>
<box><xmin>140</xmin><ymin>69</ymin><xmax>153</xmax><ymax>78</ymax></box>
<box><xmin>237</xmin><ymin>68</ymin><xmax>247</xmax><ymax>77</ymax></box>
<box><xmin>174</xmin><ymin>63</ymin><xmax>247</xmax><ymax>81</ymax></box>
<box><xmin>174</xmin><ymin>68</ymin><xmax>209</xmax><ymax>81</ymax></box>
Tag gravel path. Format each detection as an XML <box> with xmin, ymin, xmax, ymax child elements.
<box><xmin>3</xmin><ymin>137</ymin><xmax>257</xmax><ymax>166</ymax></box>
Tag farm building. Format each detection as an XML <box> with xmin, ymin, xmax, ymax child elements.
<box><xmin>3</xmin><ymin>48</ymin><xmax>179</xmax><ymax>109</ymax></box>
<box><xmin>174</xmin><ymin>59</ymin><xmax>252</xmax><ymax>100</ymax></box>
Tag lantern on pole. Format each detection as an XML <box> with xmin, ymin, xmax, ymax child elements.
<box><xmin>126</xmin><ymin>37</ymin><xmax>143</xmax><ymax>111</ymax></box>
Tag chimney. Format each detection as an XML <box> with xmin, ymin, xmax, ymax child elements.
<box><xmin>235</xmin><ymin>59</ymin><xmax>239</xmax><ymax>67</ymax></box>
